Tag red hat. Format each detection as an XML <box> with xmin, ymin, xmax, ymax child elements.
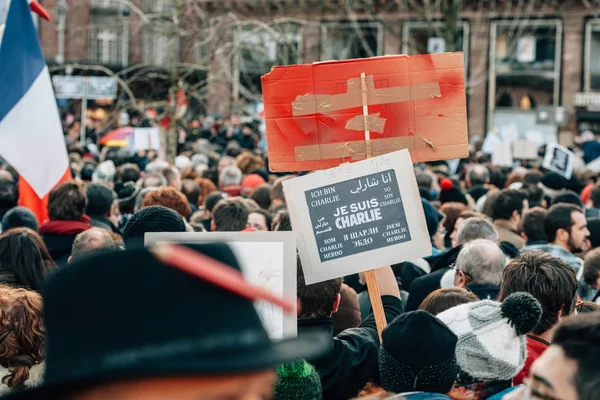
<box><xmin>581</xmin><ymin>183</ymin><xmax>594</xmax><ymax>205</ymax></box>
<box><xmin>240</xmin><ymin>174</ymin><xmax>266</xmax><ymax>196</ymax></box>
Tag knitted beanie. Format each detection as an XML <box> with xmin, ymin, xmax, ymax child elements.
<box><xmin>437</xmin><ymin>292</ymin><xmax>542</xmax><ymax>382</ymax></box>
<box><xmin>123</xmin><ymin>205</ymin><xmax>187</xmax><ymax>249</ymax></box>
<box><xmin>379</xmin><ymin>311</ymin><xmax>458</xmax><ymax>395</ymax></box>
<box><xmin>274</xmin><ymin>360</ymin><xmax>322</xmax><ymax>400</ymax></box>
<box><xmin>439</xmin><ymin>178</ymin><xmax>468</xmax><ymax>205</ymax></box>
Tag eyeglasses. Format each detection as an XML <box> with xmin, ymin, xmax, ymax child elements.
<box><xmin>450</xmin><ymin>264</ymin><xmax>472</xmax><ymax>280</ymax></box>
<box><xmin>523</xmin><ymin>378</ymin><xmax>563</xmax><ymax>400</ymax></box>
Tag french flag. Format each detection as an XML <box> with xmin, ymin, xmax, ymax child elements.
<box><xmin>0</xmin><ymin>0</ymin><xmax>70</xmax><ymax>223</ymax></box>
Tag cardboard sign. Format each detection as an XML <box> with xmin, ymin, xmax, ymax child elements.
<box><xmin>491</xmin><ymin>140</ymin><xmax>513</xmax><ymax>166</ymax></box>
<box><xmin>131</xmin><ymin>128</ymin><xmax>160</xmax><ymax>151</ymax></box>
<box><xmin>543</xmin><ymin>143</ymin><xmax>574</xmax><ymax>179</ymax></box>
<box><xmin>145</xmin><ymin>232</ymin><xmax>297</xmax><ymax>339</ymax></box>
<box><xmin>283</xmin><ymin>149</ymin><xmax>431</xmax><ymax>285</ymax></box>
<box><xmin>261</xmin><ymin>53</ymin><xmax>468</xmax><ymax>172</ymax></box>
<box><xmin>513</xmin><ymin>140</ymin><xmax>539</xmax><ymax>160</ymax></box>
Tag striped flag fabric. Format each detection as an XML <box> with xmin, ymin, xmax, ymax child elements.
<box><xmin>0</xmin><ymin>0</ymin><xmax>70</xmax><ymax>223</ymax></box>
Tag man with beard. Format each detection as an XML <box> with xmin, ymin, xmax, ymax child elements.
<box><xmin>523</xmin><ymin>204</ymin><xmax>590</xmax><ymax>273</ymax></box>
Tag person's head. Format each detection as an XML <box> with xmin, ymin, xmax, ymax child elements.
<box><xmin>248</xmin><ymin>210</ymin><xmax>271</xmax><ymax>232</ymax></box>
<box><xmin>217</xmin><ymin>156</ymin><xmax>236</xmax><ymax>175</ymax></box>
<box><xmin>440</xmin><ymin>202</ymin><xmax>467</xmax><ymax>244</ymax></box>
<box><xmin>70</xmin><ymin>228</ymin><xmax>118</xmax><ymax>264</ymax></box>
<box><xmin>211</xmin><ymin>199</ymin><xmax>248</xmax><ymax>232</ymax></box>
<box><xmin>524</xmin><ymin>170</ymin><xmax>543</xmax><ymax>186</ymax></box>
<box><xmin>204</xmin><ymin>191</ymin><xmax>227</xmax><ymax>213</ymax></box>
<box><xmin>117</xmin><ymin>163</ymin><xmax>140</xmax><ymax>184</ymax></box>
<box><xmin>271</xmin><ymin>176</ymin><xmax>293</xmax><ymax>206</ymax></box>
<box><xmin>142</xmin><ymin>187</ymin><xmax>192</xmax><ymax>218</ymax></box>
<box><xmin>251</xmin><ymin>185</ymin><xmax>272</xmax><ymax>210</ymax></box>
<box><xmin>453</xmin><ymin>239</ymin><xmax>506</xmax><ymax>288</ymax></box>
<box><xmin>449</xmin><ymin>211</ymin><xmax>488</xmax><ymax>247</ymax></box>
<box><xmin>528</xmin><ymin>313</ymin><xmax>600</xmax><ymax>400</ymax></box>
<box><xmin>240</xmin><ymin>174</ymin><xmax>266</xmax><ymax>197</ymax></box>
<box><xmin>123</xmin><ymin>206</ymin><xmax>187</xmax><ymax>249</ymax></box>
<box><xmin>162</xmin><ymin>167</ymin><xmax>182</xmax><ymax>191</ymax></box>
<box><xmin>272</xmin><ymin>210</ymin><xmax>291</xmax><ymax>231</ymax></box>
<box><xmin>481</xmin><ymin>189</ymin><xmax>501</xmax><ymax>219</ymax></box>
<box><xmin>588</xmin><ymin>183</ymin><xmax>600</xmax><ymax>208</ymax></box>
<box><xmin>455</xmin><ymin>217</ymin><xmax>499</xmax><ymax>246</ymax></box>
<box><xmin>48</xmin><ymin>180</ymin><xmax>87</xmax><ymax>221</ymax></box>
<box><xmin>85</xmin><ymin>183</ymin><xmax>115</xmax><ymax>217</ymax></box>
<box><xmin>467</xmin><ymin>164</ymin><xmax>490</xmax><ymax>187</ymax></box>
<box><xmin>522</xmin><ymin>184</ymin><xmax>547</xmax><ymax>208</ymax></box>
<box><xmin>1</xmin><ymin>207</ymin><xmax>38</xmax><ymax>232</ymax></box>
<box><xmin>582</xmin><ymin>248</ymin><xmax>600</xmax><ymax>290</ymax></box>
<box><xmin>379</xmin><ymin>311</ymin><xmax>458</xmax><ymax>395</ymax></box>
<box><xmin>0</xmin><ymin>228</ymin><xmax>55</xmax><ymax>291</ymax></box>
<box><xmin>236</xmin><ymin>153</ymin><xmax>264</xmax><ymax>176</ymax></box>
<box><xmin>0</xmin><ymin>285</ymin><xmax>44</xmax><ymax>389</ymax></box>
<box><xmin>297</xmin><ymin>257</ymin><xmax>342</xmax><ymax>319</ymax></box>
<box><xmin>499</xmin><ymin>251</ymin><xmax>577</xmax><ymax>335</ymax></box>
<box><xmin>91</xmin><ymin>161</ymin><xmax>115</xmax><ymax>186</ymax></box>
<box><xmin>196</xmin><ymin>178</ymin><xmax>218</xmax><ymax>206</ymax></box>
<box><xmin>219</xmin><ymin>166</ymin><xmax>243</xmax><ymax>188</ymax></box>
<box><xmin>552</xmin><ymin>190</ymin><xmax>583</xmax><ymax>208</ymax></box>
<box><xmin>0</xmin><ymin>181</ymin><xmax>17</xmax><ymax>214</ymax></box>
<box><xmin>491</xmin><ymin>189</ymin><xmax>528</xmax><ymax>227</ymax></box>
<box><xmin>141</xmin><ymin>173</ymin><xmax>167</xmax><ymax>189</ymax></box>
<box><xmin>418</xmin><ymin>287</ymin><xmax>479</xmax><ymax>315</ymax></box>
<box><xmin>545</xmin><ymin>204</ymin><xmax>589</xmax><ymax>252</ymax></box>
<box><xmin>521</xmin><ymin>207</ymin><xmax>548</xmax><ymax>244</ymax></box>
<box><xmin>415</xmin><ymin>171</ymin><xmax>433</xmax><ymax>190</ymax></box>
<box><xmin>181</xmin><ymin>179</ymin><xmax>201</xmax><ymax>207</ymax></box>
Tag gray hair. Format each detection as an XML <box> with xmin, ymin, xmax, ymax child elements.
<box><xmin>219</xmin><ymin>165</ymin><xmax>242</xmax><ymax>186</ymax></box>
<box><xmin>92</xmin><ymin>161</ymin><xmax>116</xmax><ymax>183</ymax></box>
<box><xmin>456</xmin><ymin>239</ymin><xmax>506</xmax><ymax>286</ymax></box>
<box><xmin>145</xmin><ymin>160</ymin><xmax>169</xmax><ymax>174</ymax></box>
<box><xmin>135</xmin><ymin>187</ymin><xmax>158</xmax><ymax>212</ymax></box>
<box><xmin>71</xmin><ymin>228</ymin><xmax>118</xmax><ymax>263</ymax></box>
<box><xmin>468</xmin><ymin>164</ymin><xmax>490</xmax><ymax>186</ymax></box>
<box><xmin>456</xmin><ymin>217</ymin><xmax>498</xmax><ymax>245</ymax></box>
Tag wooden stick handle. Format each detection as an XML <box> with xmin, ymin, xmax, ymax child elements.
<box><xmin>363</xmin><ymin>269</ymin><xmax>387</xmax><ymax>342</ymax></box>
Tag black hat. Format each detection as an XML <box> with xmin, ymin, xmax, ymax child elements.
<box><xmin>116</xmin><ymin>181</ymin><xmax>141</xmax><ymax>212</ymax></box>
<box><xmin>86</xmin><ymin>183</ymin><xmax>116</xmax><ymax>216</ymax></box>
<box><xmin>439</xmin><ymin>178</ymin><xmax>468</xmax><ymax>205</ymax></box>
<box><xmin>123</xmin><ymin>206</ymin><xmax>187</xmax><ymax>248</ymax></box>
<box><xmin>6</xmin><ymin>244</ymin><xmax>327</xmax><ymax>399</ymax></box>
<box><xmin>1</xmin><ymin>206</ymin><xmax>38</xmax><ymax>232</ymax></box>
<box><xmin>380</xmin><ymin>311</ymin><xmax>458</xmax><ymax>395</ymax></box>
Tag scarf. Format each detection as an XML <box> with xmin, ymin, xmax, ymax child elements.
<box><xmin>39</xmin><ymin>215</ymin><xmax>92</xmax><ymax>236</ymax></box>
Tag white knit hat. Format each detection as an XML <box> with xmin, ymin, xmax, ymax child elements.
<box><xmin>437</xmin><ymin>292</ymin><xmax>541</xmax><ymax>382</ymax></box>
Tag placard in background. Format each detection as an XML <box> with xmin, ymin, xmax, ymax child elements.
<box><xmin>131</xmin><ymin>128</ymin><xmax>160</xmax><ymax>151</ymax></box>
<box><xmin>145</xmin><ymin>232</ymin><xmax>296</xmax><ymax>339</ymax></box>
<box><xmin>283</xmin><ymin>149</ymin><xmax>431</xmax><ymax>285</ymax></box>
<box><xmin>513</xmin><ymin>140</ymin><xmax>539</xmax><ymax>160</ymax></box>
<box><xmin>542</xmin><ymin>143</ymin><xmax>574</xmax><ymax>180</ymax></box>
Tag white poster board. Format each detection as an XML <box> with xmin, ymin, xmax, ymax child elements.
<box><xmin>492</xmin><ymin>140</ymin><xmax>513</xmax><ymax>166</ymax></box>
<box><xmin>512</xmin><ymin>140</ymin><xmax>539</xmax><ymax>160</ymax></box>
<box><xmin>543</xmin><ymin>143</ymin><xmax>574</xmax><ymax>180</ymax></box>
<box><xmin>145</xmin><ymin>231</ymin><xmax>296</xmax><ymax>339</ymax></box>
<box><xmin>283</xmin><ymin>149</ymin><xmax>431</xmax><ymax>285</ymax></box>
<box><xmin>131</xmin><ymin>128</ymin><xmax>160</xmax><ymax>151</ymax></box>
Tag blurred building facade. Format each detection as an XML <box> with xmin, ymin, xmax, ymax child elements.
<box><xmin>31</xmin><ymin>0</ymin><xmax>600</xmax><ymax>139</ymax></box>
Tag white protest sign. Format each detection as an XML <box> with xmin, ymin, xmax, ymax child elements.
<box><xmin>145</xmin><ymin>231</ymin><xmax>296</xmax><ymax>339</ymax></box>
<box><xmin>482</xmin><ymin>131</ymin><xmax>503</xmax><ymax>154</ymax></box>
<box><xmin>543</xmin><ymin>143</ymin><xmax>574</xmax><ymax>180</ymax></box>
<box><xmin>131</xmin><ymin>128</ymin><xmax>160</xmax><ymax>151</ymax></box>
<box><xmin>491</xmin><ymin>140</ymin><xmax>513</xmax><ymax>166</ymax></box>
<box><xmin>513</xmin><ymin>140</ymin><xmax>538</xmax><ymax>160</ymax></box>
<box><xmin>283</xmin><ymin>149</ymin><xmax>431</xmax><ymax>285</ymax></box>
<box><xmin>499</xmin><ymin>123</ymin><xmax>519</xmax><ymax>143</ymax></box>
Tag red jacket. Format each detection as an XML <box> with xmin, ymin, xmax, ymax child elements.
<box><xmin>513</xmin><ymin>335</ymin><xmax>550</xmax><ymax>385</ymax></box>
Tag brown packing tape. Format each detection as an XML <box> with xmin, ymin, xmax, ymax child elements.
<box><xmin>294</xmin><ymin>136</ymin><xmax>429</xmax><ymax>162</ymax></box>
<box><xmin>291</xmin><ymin>76</ymin><xmax>442</xmax><ymax>117</ymax></box>
<box><xmin>345</xmin><ymin>113</ymin><xmax>386</xmax><ymax>133</ymax></box>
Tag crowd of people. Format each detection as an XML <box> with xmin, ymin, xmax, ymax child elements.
<box><xmin>0</xmin><ymin>122</ymin><xmax>598</xmax><ymax>399</ymax></box>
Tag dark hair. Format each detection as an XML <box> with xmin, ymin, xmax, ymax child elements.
<box><xmin>117</xmin><ymin>163</ymin><xmax>140</xmax><ymax>184</ymax></box>
<box><xmin>181</xmin><ymin>179</ymin><xmax>200</xmax><ymax>207</ymax></box>
<box><xmin>583</xmin><ymin>248</ymin><xmax>600</xmax><ymax>286</ymax></box>
<box><xmin>522</xmin><ymin>184</ymin><xmax>545</xmax><ymax>208</ymax></box>
<box><xmin>491</xmin><ymin>189</ymin><xmax>527</xmax><ymax>221</ymax></box>
<box><xmin>468</xmin><ymin>165</ymin><xmax>490</xmax><ymax>186</ymax></box>
<box><xmin>499</xmin><ymin>251</ymin><xmax>577</xmax><ymax>335</ymax></box>
<box><xmin>590</xmin><ymin>184</ymin><xmax>600</xmax><ymax>208</ymax></box>
<box><xmin>440</xmin><ymin>202</ymin><xmax>467</xmax><ymax>240</ymax></box>
<box><xmin>271</xmin><ymin>176</ymin><xmax>293</xmax><ymax>202</ymax></box>
<box><xmin>523</xmin><ymin>170</ymin><xmax>543</xmax><ymax>186</ymax></box>
<box><xmin>552</xmin><ymin>190</ymin><xmax>583</xmax><ymax>207</ymax></box>
<box><xmin>85</xmin><ymin>183</ymin><xmax>115</xmax><ymax>216</ymax></box>
<box><xmin>544</xmin><ymin>204</ymin><xmax>584</xmax><ymax>242</ymax></box>
<box><xmin>273</xmin><ymin>210</ymin><xmax>292</xmax><ymax>231</ymax></box>
<box><xmin>1</xmin><ymin>207</ymin><xmax>38</xmax><ymax>232</ymax></box>
<box><xmin>249</xmin><ymin>209</ymin><xmax>272</xmax><ymax>231</ymax></box>
<box><xmin>586</xmin><ymin>218</ymin><xmax>600</xmax><ymax>248</ymax></box>
<box><xmin>0</xmin><ymin>181</ymin><xmax>17</xmax><ymax>213</ymax></box>
<box><xmin>297</xmin><ymin>257</ymin><xmax>342</xmax><ymax>318</ymax></box>
<box><xmin>48</xmin><ymin>181</ymin><xmax>87</xmax><ymax>221</ymax></box>
<box><xmin>418</xmin><ymin>287</ymin><xmax>478</xmax><ymax>315</ymax></box>
<box><xmin>552</xmin><ymin>313</ymin><xmax>600</xmax><ymax>400</ymax></box>
<box><xmin>521</xmin><ymin>207</ymin><xmax>548</xmax><ymax>244</ymax></box>
<box><xmin>0</xmin><ymin>228</ymin><xmax>55</xmax><ymax>291</ymax></box>
<box><xmin>212</xmin><ymin>199</ymin><xmax>248</xmax><ymax>232</ymax></box>
<box><xmin>250</xmin><ymin>185</ymin><xmax>272</xmax><ymax>210</ymax></box>
<box><xmin>142</xmin><ymin>187</ymin><xmax>192</xmax><ymax>218</ymax></box>
<box><xmin>576</xmin><ymin>301</ymin><xmax>600</xmax><ymax>314</ymax></box>
<box><xmin>142</xmin><ymin>173</ymin><xmax>167</xmax><ymax>188</ymax></box>
<box><xmin>123</xmin><ymin>206</ymin><xmax>187</xmax><ymax>249</ymax></box>
<box><xmin>71</xmin><ymin>228</ymin><xmax>118</xmax><ymax>263</ymax></box>
<box><xmin>205</xmin><ymin>191</ymin><xmax>226</xmax><ymax>213</ymax></box>
<box><xmin>481</xmin><ymin>189</ymin><xmax>501</xmax><ymax>219</ymax></box>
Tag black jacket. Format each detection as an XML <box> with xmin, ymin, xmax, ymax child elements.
<box><xmin>467</xmin><ymin>284</ymin><xmax>500</xmax><ymax>300</ymax></box>
<box><xmin>299</xmin><ymin>295</ymin><xmax>403</xmax><ymax>400</ymax></box>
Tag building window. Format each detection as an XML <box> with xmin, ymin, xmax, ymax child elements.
<box><xmin>143</xmin><ymin>29</ymin><xmax>179</xmax><ymax>65</ymax></box>
<box><xmin>402</xmin><ymin>20</ymin><xmax>470</xmax><ymax>79</ymax></box>
<box><xmin>585</xmin><ymin>19</ymin><xmax>600</xmax><ymax>91</ymax></box>
<box><xmin>90</xmin><ymin>0</ymin><xmax>121</xmax><ymax>9</ymax></box>
<box><xmin>487</xmin><ymin>19</ymin><xmax>562</xmax><ymax>134</ymax></box>
<box><xmin>320</xmin><ymin>21</ymin><xmax>383</xmax><ymax>61</ymax></box>
<box><xmin>145</xmin><ymin>0</ymin><xmax>171</xmax><ymax>13</ymax></box>
<box><xmin>88</xmin><ymin>16</ymin><xmax>128</xmax><ymax>66</ymax></box>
